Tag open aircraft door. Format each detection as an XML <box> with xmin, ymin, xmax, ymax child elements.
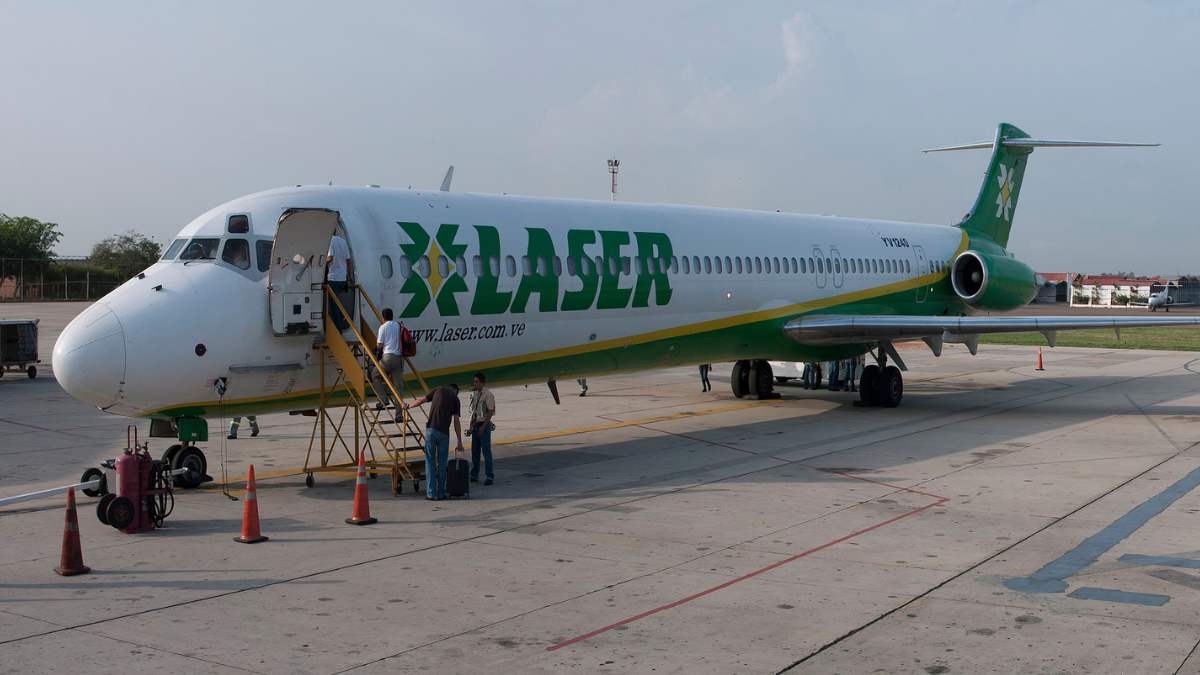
<box><xmin>268</xmin><ymin>209</ymin><xmax>338</xmax><ymax>336</ymax></box>
<box><xmin>913</xmin><ymin>245</ymin><xmax>929</xmax><ymax>303</ymax></box>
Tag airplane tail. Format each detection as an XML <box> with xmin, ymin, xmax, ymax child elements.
<box><xmin>924</xmin><ymin>123</ymin><xmax>1159</xmax><ymax>249</ymax></box>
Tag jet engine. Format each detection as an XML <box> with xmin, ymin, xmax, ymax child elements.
<box><xmin>950</xmin><ymin>249</ymin><xmax>1038</xmax><ymax>312</ymax></box>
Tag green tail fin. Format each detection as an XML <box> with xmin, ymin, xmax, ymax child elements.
<box><xmin>956</xmin><ymin>123</ymin><xmax>1033</xmax><ymax>249</ymax></box>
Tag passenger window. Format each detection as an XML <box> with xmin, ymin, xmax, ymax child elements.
<box><xmin>566</xmin><ymin>257</ymin><xmax>577</xmax><ymax>277</ymax></box>
<box><xmin>473</xmin><ymin>255</ymin><xmax>484</xmax><ymax>277</ymax></box>
<box><xmin>595</xmin><ymin>256</ymin><xmax>605</xmax><ymax>276</ymax></box>
<box><xmin>380</xmin><ymin>254</ymin><xmax>393</xmax><ymax>279</ymax></box>
<box><xmin>608</xmin><ymin>257</ymin><xmax>619</xmax><ymax>276</ymax></box>
<box><xmin>724</xmin><ymin>256</ymin><xmax>732</xmax><ymax>273</ymax></box>
<box><xmin>734</xmin><ymin>257</ymin><xmax>743</xmax><ymax>274</ymax></box>
<box><xmin>905</xmin><ymin>260</ymin><xmax>911</xmax><ymax>274</ymax></box>
<box><xmin>634</xmin><ymin>257</ymin><xmax>645</xmax><ymax>275</ymax></box>
<box><xmin>581</xmin><ymin>256</ymin><xmax>593</xmax><ymax>276</ymax></box>
<box><xmin>773</xmin><ymin>257</ymin><xmax>780</xmax><ymax>273</ymax></box>
<box><xmin>161</xmin><ymin>238</ymin><xmax>187</xmax><ymax>260</ymax></box>
<box><xmin>417</xmin><ymin>255</ymin><xmax>431</xmax><ymax>279</ymax></box>
<box><xmin>682</xmin><ymin>256</ymin><xmax>691</xmax><ymax>274</ymax></box>
<box><xmin>227</xmin><ymin>214</ymin><xmax>250</xmax><ymax>234</ymax></box>
<box><xmin>799</xmin><ymin>258</ymin><xmax>806</xmax><ymax>274</ymax></box>
<box><xmin>256</xmin><ymin>240</ymin><xmax>272</xmax><ymax>272</ymax></box>
<box><xmin>670</xmin><ymin>256</ymin><xmax>678</xmax><ymax>274</ymax></box>
<box><xmin>809</xmin><ymin>257</ymin><xmax>815</xmax><ymax>272</ymax></box>
<box><xmin>489</xmin><ymin>256</ymin><xmax>500</xmax><ymax>277</ymax></box>
<box><xmin>692</xmin><ymin>256</ymin><xmax>700</xmax><ymax>273</ymax></box>
<box><xmin>456</xmin><ymin>255</ymin><xmax>468</xmax><ymax>277</ymax></box>
<box><xmin>715</xmin><ymin>257</ymin><xmax>723</xmax><ymax>274</ymax></box>
<box><xmin>755</xmin><ymin>257</ymin><xmax>763</xmax><ymax>274</ymax></box>
<box><xmin>817</xmin><ymin>258</ymin><xmax>824</xmax><ymax>274</ymax></box>
<box><xmin>221</xmin><ymin>238</ymin><xmax>251</xmax><ymax>270</ymax></box>
<box><xmin>621</xmin><ymin>257</ymin><xmax>631</xmax><ymax>275</ymax></box>
<box><xmin>399</xmin><ymin>255</ymin><xmax>413</xmax><ymax>278</ymax></box>
<box><xmin>437</xmin><ymin>256</ymin><xmax>450</xmax><ymax>278</ymax></box>
<box><xmin>506</xmin><ymin>255</ymin><xmax>517</xmax><ymax>277</ymax></box>
<box><xmin>180</xmin><ymin>237</ymin><xmax>220</xmax><ymax>261</ymax></box>
<box><xmin>522</xmin><ymin>256</ymin><xmax>533</xmax><ymax>276</ymax></box>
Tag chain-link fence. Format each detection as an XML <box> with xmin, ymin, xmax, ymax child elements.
<box><xmin>0</xmin><ymin>257</ymin><xmax>123</xmax><ymax>301</ymax></box>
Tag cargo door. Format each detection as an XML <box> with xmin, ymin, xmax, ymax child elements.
<box><xmin>268</xmin><ymin>209</ymin><xmax>338</xmax><ymax>336</ymax></box>
<box><xmin>913</xmin><ymin>245</ymin><xmax>929</xmax><ymax>303</ymax></box>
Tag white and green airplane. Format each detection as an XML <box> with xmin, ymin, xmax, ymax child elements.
<box><xmin>54</xmin><ymin>123</ymin><xmax>1197</xmax><ymax>479</ymax></box>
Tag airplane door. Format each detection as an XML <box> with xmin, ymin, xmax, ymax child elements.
<box><xmin>831</xmin><ymin>248</ymin><xmax>844</xmax><ymax>289</ymax></box>
<box><xmin>914</xmin><ymin>245</ymin><xmax>929</xmax><ymax>303</ymax></box>
<box><xmin>268</xmin><ymin>208</ymin><xmax>339</xmax><ymax>336</ymax></box>
<box><xmin>812</xmin><ymin>247</ymin><xmax>826</xmax><ymax>289</ymax></box>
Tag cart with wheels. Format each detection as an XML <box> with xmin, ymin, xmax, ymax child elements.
<box><xmin>0</xmin><ymin>319</ymin><xmax>40</xmax><ymax>379</ymax></box>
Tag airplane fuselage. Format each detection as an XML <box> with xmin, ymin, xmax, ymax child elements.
<box><xmin>54</xmin><ymin>185</ymin><xmax>971</xmax><ymax>419</ymax></box>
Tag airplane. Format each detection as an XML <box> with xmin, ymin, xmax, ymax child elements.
<box><xmin>1132</xmin><ymin>288</ymin><xmax>1194</xmax><ymax>312</ymax></box>
<box><xmin>52</xmin><ymin>122</ymin><xmax>1200</xmax><ymax>487</ymax></box>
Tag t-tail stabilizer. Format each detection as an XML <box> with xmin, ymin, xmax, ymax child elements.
<box><xmin>923</xmin><ymin>123</ymin><xmax>1158</xmax><ymax>248</ymax></box>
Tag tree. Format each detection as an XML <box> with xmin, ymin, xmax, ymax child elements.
<box><xmin>0</xmin><ymin>214</ymin><xmax>62</xmax><ymax>276</ymax></box>
<box><xmin>91</xmin><ymin>230</ymin><xmax>162</xmax><ymax>279</ymax></box>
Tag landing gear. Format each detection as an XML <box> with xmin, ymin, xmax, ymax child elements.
<box><xmin>171</xmin><ymin>445</ymin><xmax>210</xmax><ymax>489</ymax></box>
<box><xmin>859</xmin><ymin>365</ymin><xmax>880</xmax><ymax>407</ymax></box>
<box><xmin>731</xmin><ymin>360</ymin><xmax>777</xmax><ymax>399</ymax></box>
<box><xmin>857</xmin><ymin>349</ymin><xmax>904</xmax><ymax>408</ymax></box>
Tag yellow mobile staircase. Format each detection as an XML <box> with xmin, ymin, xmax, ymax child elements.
<box><xmin>304</xmin><ymin>285</ymin><xmax>430</xmax><ymax>496</ymax></box>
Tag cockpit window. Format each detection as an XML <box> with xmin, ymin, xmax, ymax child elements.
<box><xmin>179</xmin><ymin>238</ymin><xmax>220</xmax><ymax>261</ymax></box>
<box><xmin>256</xmin><ymin>240</ymin><xmax>273</xmax><ymax>273</ymax></box>
<box><xmin>222</xmin><ymin>239</ymin><xmax>251</xmax><ymax>270</ymax></box>
<box><xmin>161</xmin><ymin>238</ymin><xmax>187</xmax><ymax>261</ymax></box>
<box><xmin>228</xmin><ymin>214</ymin><xmax>250</xmax><ymax>234</ymax></box>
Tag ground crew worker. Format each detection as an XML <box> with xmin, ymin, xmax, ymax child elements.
<box><xmin>403</xmin><ymin>384</ymin><xmax>464</xmax><ymax>500</ymax></box>
<box><xmin>326</xmin><ymin>233</ymin><xmax>353</xmax><ymax>331</ymax></box>
<box><xmin>844</xmin><ymin>357</ymin><xmax>859</xmax><ymax>392</ymax></box>
<box><xmin>469</xmin><ymin>372</ymin><xmax>496</xmax><ymax>485</ymax></box>
<box><xmin>801</xmin><ymin>362</ymin><xmax>812</xmax><ymax>390</ymax></box>
<box><xmin>371</xmin><ymin>308</ymin><xmax>403</xmax><ymax>409</ymax></box>
<box><xmin>228</xmin><ymin>416</ymin><xmax>258</xmax><ymax>439</ymax></box>
<box><xmin>827</xmin><ymin>359</ymin><xmax>841</xmax><ymax>391</ymax></box>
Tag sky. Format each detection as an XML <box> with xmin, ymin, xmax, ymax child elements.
<box><xmin>1</xmin><ymin>1</ymin><xmax>1196</xmax><ymax>274</ymax></box>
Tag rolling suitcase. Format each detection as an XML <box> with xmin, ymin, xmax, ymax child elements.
<box><xmin>446</xmin><ymin>448</ymin><xmax>470</xmax><ymax>498</ymax></box>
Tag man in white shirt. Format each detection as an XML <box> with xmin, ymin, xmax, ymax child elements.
<box><xmin>326</xmin><ymin>234</ymin><xmax>353</xmax><ymax>331</ymax></box>
<box><xmin>371</xmin><ymin>307</ymin><xmax>404</xmax><ymax>409</ymax></box>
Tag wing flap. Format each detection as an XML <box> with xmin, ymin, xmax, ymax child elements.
<box><xmin>783</xmin><ymin>315</ymin><xmax>1200</xmax><ymax>346</ymax></box>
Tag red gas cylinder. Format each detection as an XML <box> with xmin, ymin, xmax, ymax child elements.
<box><xmin>113</xmin><ymin>448</ymin><xmax>144</xmax><ymax>532</ymax></box>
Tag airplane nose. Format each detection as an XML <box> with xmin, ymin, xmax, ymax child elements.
<box><xmin>53</xmin><ymin>303</ymin><xmax>127</xmax><ymax>409</ymax></box>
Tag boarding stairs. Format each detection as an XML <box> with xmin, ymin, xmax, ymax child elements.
<box><xmin>304</xmin><ymin>285</ymin><xmax>431</xmax><ymax>496</ymax></box>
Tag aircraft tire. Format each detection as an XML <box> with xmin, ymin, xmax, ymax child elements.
<box><xmin>172</xmin><ymin>446</ymin><xmax>207</xmax><ymax>489</ymax></box>
<box><xmin>879</xmin><ymin>366</ymin><xmax>903</xmax><ymax>408</ymax></box>
<box><xmin>859</xmin><ymin>365</ymin><xmax>880</xmax><ymax>406</ymax></box>
<box><xmin>161</xmin><ymin>444</ymin><xmax>183</xmax><ymax>468</ymax></box>
<box><xmin>749</xmin><ymin>360</ymin><xmax>774</xmax><ymax>398</ymax></box>
<box><xmin>731</xmin><ymin>360</ymin><xmax>750</xmax><ymax>398</ymax></box>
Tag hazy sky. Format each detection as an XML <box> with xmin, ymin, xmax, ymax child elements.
<box><xmin>1</xmin><ymin>1</ymin><xmax>1196</xmax><ymax>274</ymax></box>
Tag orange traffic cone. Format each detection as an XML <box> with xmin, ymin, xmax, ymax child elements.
<box><xmin>346</xmin><ymin>450</ymin><xmax>377</xmax><ymax>525</ymax></box>
<box><xmin>54</xmin><ymin>487</ymin><xmax>91</xmax><ymax>576</ymax></box>
<box><xmin>1037</xmin><ymin>346</ymin><xmax>1045</xmax><ymax>371</ymax></box>
<box><xmin>234</xmin><ymin>465</ymin><xmax>269</xmax><ymax>544</ymax></box>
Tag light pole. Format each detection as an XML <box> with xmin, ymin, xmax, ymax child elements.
<box><xmin>608</xmin><ymin>158</ymin><xmax>619</xmax><ymax>201</ymax></box>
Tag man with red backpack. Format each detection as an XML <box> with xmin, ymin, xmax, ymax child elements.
<box><xmin>372</xmin><ymin>307</ymin><xmax>405</xmax><ymax>409</ymax></box>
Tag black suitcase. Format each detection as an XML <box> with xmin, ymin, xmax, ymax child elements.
<box><xmin>446</xmin><ymin>451</ymin><xmax>470</xmax><ymax>498</ymax></box>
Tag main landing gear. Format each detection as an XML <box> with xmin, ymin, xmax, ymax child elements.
<box><xmin>857</xmin><ymin>348</ymin><xmax>903</xmax><ymax>408</ymax></box>
<box><xmin>730</xmin><ymin>360</ymin><xmax>781</xmax><ymax>400</ymax></box>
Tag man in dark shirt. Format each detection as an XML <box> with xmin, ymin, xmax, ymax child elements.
<box><xmin>403</xmin><ymin>384</ymin><xmax>464</xmax><ymax>500</ymax></box>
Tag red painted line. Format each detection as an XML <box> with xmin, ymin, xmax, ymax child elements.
<box><xmin>546</xmin><ymin>432</ymin><xmax>949</xmax><ymax>652</ymax></box>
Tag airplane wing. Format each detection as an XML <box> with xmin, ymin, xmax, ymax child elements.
<box><xmin>783</xmin><ymin>314</ymin><xmax>1200</xmax><ymax>359</ymax></box>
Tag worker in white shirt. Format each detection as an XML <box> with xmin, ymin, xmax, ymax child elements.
<box><xmin>326</xmin><ymin>234</ymin><xmax>353</xmax><ymax>331</ymax></box>
<box><xmin>371</xmin><ymin>307</ymin><xmax>404</xmax><ymax>409</ymax></box>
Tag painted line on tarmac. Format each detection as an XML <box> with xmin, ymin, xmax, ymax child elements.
<box><xmin>1120</xmin><ymin>554</ymin><xmax>1200</xmax><ymax>569</ymax></box>
<box><xmin>547</xmin><ymin>431</ymin><xmax>948</xmax><ymax>652</ymax></box>
<box><xmin>1004</xmin><ymin>395</ymin><xmax>1200</xmax><ymax>594</ymax></box>
<box><xmin>1067</xmin><ymin>587</ymin><xmax>1170</xmax><ymax>606</ymax></box>
<box><xmin>197</xmin><ymin>400</ymin><xmax>782</xmax><ymax>492</ymax></box>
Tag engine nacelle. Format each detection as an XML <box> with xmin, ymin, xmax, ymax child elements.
<box><xmin>950</xmin><ymin>250</ymin><xmax>1037</xmax><ymax>312</ymax></box>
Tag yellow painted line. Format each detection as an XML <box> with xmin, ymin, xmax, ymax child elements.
<box><xmin>197</xmin><ymin>399</ymin><xmax>783</xmax><ymax>491</ymax></box>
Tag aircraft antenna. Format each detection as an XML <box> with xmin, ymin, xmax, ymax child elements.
<box><xmin>608</xmin><ymin>158</ymin><xmax>620</xmax><ymax>201</ymax></box>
